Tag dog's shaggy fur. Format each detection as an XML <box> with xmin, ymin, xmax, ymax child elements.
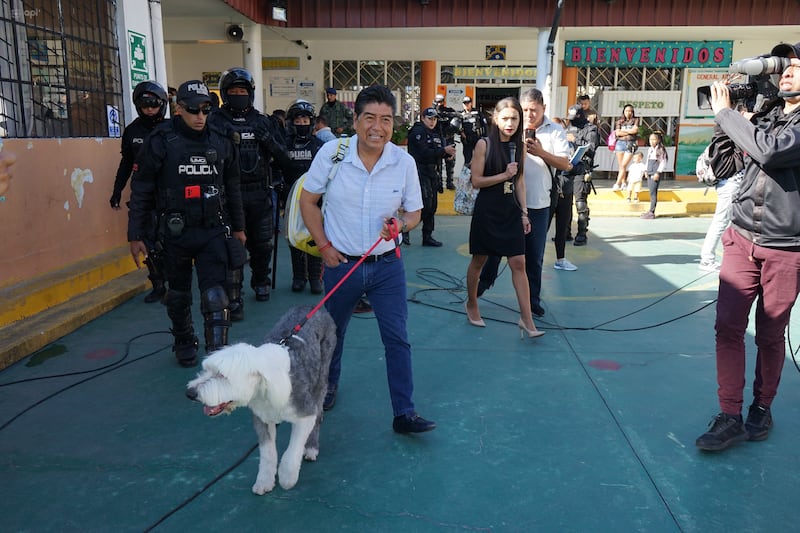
<box><xmin>186</xmin><ymin>305</ymin><xmax>336</xmax><ymax>494</ymax></box>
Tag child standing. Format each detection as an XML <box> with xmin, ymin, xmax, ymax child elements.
<box><xmin>625</xmin><ymin>151</ymin><xmax>646</xmax><ymax>202</ymax></box>
<box><xmin>640</xmin><ymin>132</ymin><xmax>668</xmax><ymax>219</ymax></box>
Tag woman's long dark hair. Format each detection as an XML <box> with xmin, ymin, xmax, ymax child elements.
<box><xmin>485</xmin><ymin>97</ymin><xmax>525</xmax><ymax>179</ymax></box>
<box><xmin>616</xmin><ymin>103</ymin><xmax>637</xmax><ymax>127</ymax></box>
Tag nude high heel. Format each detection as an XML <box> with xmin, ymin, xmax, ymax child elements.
<box><xmin>518</xmin><ymin>319</ymin><xmax>545</xmax><ymax>339</ymax></box>
<box><xmin>465</xmin><ymin>302</ymin><xmax>486</xmax><ymax>327</ymax></box>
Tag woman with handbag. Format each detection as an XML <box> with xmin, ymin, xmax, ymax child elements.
<box><xmin>611</xmin><ymin>104</ymin><xmax>639</xmax><ymax>191</ymax></box>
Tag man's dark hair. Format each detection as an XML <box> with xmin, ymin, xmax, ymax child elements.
<box><xmin>354</xmin><ymin>85</ymin><xmax>396</xmax><ymax>116</ymax></box>
<box><xmin>520</xmin><ymin>88</ymin><xmax>544</xmax><ymax>105</ymax></box>
<box><xmin>578</xmin><ymin>94</ymin><xmax>591</xmax><ymax>102</ymax></box>
<box><xmin>315</xmin><ymin>115</ymin><xmax>329</xmax><ymax>127</ymax></box>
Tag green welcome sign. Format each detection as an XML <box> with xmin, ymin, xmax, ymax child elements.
<box><xmin>565</xmin><ymin>40</ymin><xmax>733</xmax><ymax>69</ymax></box>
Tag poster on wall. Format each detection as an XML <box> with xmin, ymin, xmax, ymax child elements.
<box><xmin>674</xmin><ymin>69</ymin><xmax>726</xmax><ymax>176</ymax></box>
<box><xmin>128</xmin><ymin>31</ymin><xmax>148</xmax><ymax>85</ymax></box>
<box><xmin>269</xmin><ymin>76</ymin><xmax>296</xmax><ymax>98</ymax></box>
<box><xmin>297</xmin><ymin>81</ymin><xmax>315</xmax><ymax>102</ymax></box>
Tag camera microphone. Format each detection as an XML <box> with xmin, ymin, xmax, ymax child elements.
<box><xmin>729</xmin><ymin>55</ymin><xmax>792</xmax><ymax>76</ymax></box>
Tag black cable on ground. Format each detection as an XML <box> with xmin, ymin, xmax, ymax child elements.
<box><xmin>143</xmin><ymin>443</ymin><xmax>258</xmax><ymax>532</ymax></box>
<box><xmin>0</xmin><ymin>331</ymin><xmax>172</xmax><ymax>432</ymax></box>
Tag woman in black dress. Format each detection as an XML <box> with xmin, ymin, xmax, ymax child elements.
<box><xmin>464</xmin><ymin>97</ymin><xmax>544</xmax><ymax>338</ymax></box>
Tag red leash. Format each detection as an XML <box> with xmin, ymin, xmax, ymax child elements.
<box><xmin>284</xmin><ymin>218</ymin><xmax>402</xmax><ymax>341</ymax></box>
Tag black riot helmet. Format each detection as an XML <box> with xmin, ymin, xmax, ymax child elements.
<box><xmin>219</xmin><ymin>67</ymin><xmax>255</xmax><ymax>112</ymax></box>
<box><xmin>286</xmin><ymin>99</ymin><xmax>315</xmax><ymax>139</ymax></box>
<box><xmin>132</xmin><ymin>80</ymin><xmax>168</xmax><ymax>123</ymax></box>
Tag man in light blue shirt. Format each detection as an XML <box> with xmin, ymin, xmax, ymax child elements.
<box><xmin>300</xmin><ymin>85</ymin><xmax>436</xmax><ymax>434</ymax></box>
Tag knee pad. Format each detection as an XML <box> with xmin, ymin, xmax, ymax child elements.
<box><xmin>201</xmin><ymin>285</ymin><xmax>229</xmax><ymax>314</ymax></box>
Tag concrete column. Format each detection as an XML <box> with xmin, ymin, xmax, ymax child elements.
<box><xmin>147</xmin><ymin>0</ymin><xmax>168</xmax><ymax>90</ymax></box>
<box><xmin>562</xmin><ymin>66</ymin><xmax>578</xmax><ymax>107</ymax></box>
<box><xmin>537</xmin><ymin>29</ymin><xmax>551</xmax><ymax>107</ymax></box>
<box><xmin>420</xmin><ymin>61</ymin><xmax>437</xmax><ymax>116</ymax></box>
<box><xmin>244</xmin><ymin>23</ymin><xmax>264</xmax><ymax>113</ymax></box>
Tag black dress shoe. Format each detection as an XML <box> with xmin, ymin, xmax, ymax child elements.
<box><xmin>422</xmin><ymin>237</ymin><xmax>443</xmax><ymax>247</ymax></box>
<box><xmin>309</xmin><ymin>279</ymin><xmax>323</xmax><ymax>294</ymax></box>
<box><xmin>144</xmin><ymin>283</ymin><xmax>166</xmax><ymax>304</ymax></box>
<box><xmin>532</xmin><ymin>303</ymin><xmax>545</xmax><ymax>317</ymax></box>
<box><xmin>253</xmin><ymin>284</ymin><xmax>270</xmax><ymax>302</ymax></box>
<box><xmin>323</xmin><ymin>385</ymin><xmax>337</xmax><ymax>411</ymax></box>
<box><xmin>393</xmin><ymin>413</ymin><xmax>437</xmax><ymax>434</ymax></box>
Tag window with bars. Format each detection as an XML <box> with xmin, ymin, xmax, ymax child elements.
<box><xmin>577</xmin><ymin>66</ymin><xmax>681</xmax><ymax>141</ymax></box>
<box><xmin>324</xmin><ymin>60</ymin><xmax>420</xmax><ymax>124</ymax></box>
<box><xmin>0</xmin><ymin>0</ymin><xmax>123</xmax><ymax>138</ymax></box>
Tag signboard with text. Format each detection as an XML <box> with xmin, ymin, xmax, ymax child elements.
<box><xmin>565</xmin><ymin>40</ymin><xmax>733</xmax><ymax>69</ymax></box>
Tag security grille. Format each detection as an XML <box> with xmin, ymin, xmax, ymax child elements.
<box><xmin>0</xmin><ymin>0</ymin><xmax>123</xmax><ymax>138</ymax></box>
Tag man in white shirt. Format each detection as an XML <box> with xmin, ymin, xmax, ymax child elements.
<box><xmin>299</xmin><ymin>85</ymin><xmax>436</xmax><ymax>434</ymax></box>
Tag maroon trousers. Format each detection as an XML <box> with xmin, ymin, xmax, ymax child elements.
<box><xmin>715</xmin><ymin>227</ymin><xmax>800</xmax><ymax>414</ymax></box>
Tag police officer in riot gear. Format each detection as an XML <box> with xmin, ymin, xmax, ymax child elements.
<box><xmin>433</xmin><ymin>94</ymin><xmax>458</xmax><ymax>191</ymax></box>
<box><xmin>565</xmin><ymin>105</ymin><xmax>599</xmax><ymax>246</ymax></box>
<box><xmin>407</xmin><ymin>107</ymin><xmax>455</xmax><ymax>247</ymax></box>
<box><xmin>459</xmin><ymin>96</ymin><xmax>487</xmax><ymax>167</ymax></box>
<box><xmin>277</xmin><ymin>100</ymin><xmax>326</xmax><ymax>292</ymax></box>
<box><xmin>128</xmin><ymin>80</ymin><xmax>245</xmax><ymax>367</ymax></box>
<box><xmin>111</xmin><ymin>80</ymin><xmax>168</xmax><ymax>303</ymax></box>
<box><xmin>208</xmin><ymin>67</ymin><xmax>284</xmax><ymax>319</ymax></box>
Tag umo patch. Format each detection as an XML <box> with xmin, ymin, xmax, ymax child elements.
<box><xmin>415</xmin><ymin>134</ymin><xmax>422</xmax><ymax>140</ymax></box>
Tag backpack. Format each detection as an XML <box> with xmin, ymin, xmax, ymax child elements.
<box><xmin>285</xmin><ymin>137</ymin><xmax>350</xmax><ymax>257</ymax></box>
<box><xmin>696</xmin><ymin>137</ymin><xmax>744</xmax><ymax>187</ymax></box>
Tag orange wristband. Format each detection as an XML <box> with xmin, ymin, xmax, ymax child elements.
<box><xmin>319</xmin><ymin>241</ymin><xmax>332</xmax><ymax>252</ymax></box>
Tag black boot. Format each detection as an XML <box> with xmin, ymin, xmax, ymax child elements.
<box><xmin>165</xmin><ymin>289</ymin><xmax>198</xmax><ymax>367</ymax></box>
<box><xmin>201</xmin><ymin>286</ymin><xmax>231</xmax><ymax>354</ymax></box>
<box><xmin>308</xmin><ymin>255</ymin><xmax>324</xmax><ymax>294</ymax></box>
<box><xmin>143</xmin><ymin>257</ymin><xmax>166</xmax><ymax>304</ymax></box>
<box><xmin>144</xmin><ymin>278</ymin><xmax>166</xmax><ymax>304</ymax></box>
<box><xmin>225</xmin><ymin>268</ymin><xmax>244</xmax><ymax>321</ymax></box>
<box><xmin>290</xmin><ymin>246</ymin><xmax>307</xmax><ymax>292</ymax></box>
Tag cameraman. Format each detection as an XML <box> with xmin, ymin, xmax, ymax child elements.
<box><xmin>434</xmin><ymin>94</ymin><xmax>458</xmax><ymax>191</ymax></box>
<box><xmin>695</xmin><ymin>43</ymin><xmax>800</xmax><ymax>452</ymax></box>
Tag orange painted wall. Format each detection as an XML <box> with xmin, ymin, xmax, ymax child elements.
<box><xmin>0</xmin><ymin>138</ymin><xmax>127</xmax><ymax>287</ymax></box>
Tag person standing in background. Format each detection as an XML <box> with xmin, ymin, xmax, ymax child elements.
<box><xmin>319</xmin><ymin>87</ymin><xmax>353</xmax><ymax>136</ymax></box>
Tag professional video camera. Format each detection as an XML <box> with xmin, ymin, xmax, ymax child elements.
<box><xmin>696</xmin><ymin>55</ymin><xmax>791</xmax><ymax>112</ymax></box>
<box><xmin>436</xmin><ymin>108</ymin><xmax>462</xmax><ymax>135</ymax></box>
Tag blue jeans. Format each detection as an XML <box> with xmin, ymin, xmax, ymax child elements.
<box><xmin>525</xmin><ymin>207</ymin><xmax>550</xmax><ymax>308</ymax></box>
<box><xmin>323</xmin><ymin>252</ymin><xmax>415</xmax><ymax>417</ymax></box>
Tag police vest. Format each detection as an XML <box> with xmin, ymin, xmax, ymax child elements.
<box><xmin>156</xmin><ymin>127</ymin><xmax>229</xmax><ymax>228</ymax></box>
<box><xmin>284</xmin><ymin>135</ymin><xmax>322</xmax><ymax>185</ymax></box>
<box><xmin>211</xmin><ymin>108</ymin><xmax>270</xmax><ymax>185</ymax></box>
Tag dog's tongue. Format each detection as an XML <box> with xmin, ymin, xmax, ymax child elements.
<box><xmin>204</xmin><ymin>405</ymin><xmax>224</xmax><ymax>416</ymax></box>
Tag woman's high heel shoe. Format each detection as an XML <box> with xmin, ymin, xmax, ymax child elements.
<box><xmin>465</xmin><ymin>302</ymin><xmax>486</xmax><ymax>327</ymax></box>
<box><xmin>518</xmin><ymin>319</ymin><xmax>545</xmax><ymax>338</ymax></box>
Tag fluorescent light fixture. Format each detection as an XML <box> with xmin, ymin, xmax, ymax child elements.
<box><xmin>272</xmin><ymin>7</ymin><xmax>287</xmax><ymax>22</ymax></box>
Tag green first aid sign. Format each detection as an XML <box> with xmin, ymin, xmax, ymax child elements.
<box><xmin>129</xmin><ymin>31</ymin><xmax>148</xmax><ymax>84</ymax></box>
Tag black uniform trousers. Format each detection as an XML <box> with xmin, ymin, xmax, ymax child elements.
<box><xmin>162</xmin><ymin>226</ymin><xmax>229</xmax><ymax>294</ymax></box>
<box><xmin>418</xmin><ymin>163</ymin><xmax>439</xmax><ymax>238</ymax></box>
<box><xmin>241</xmin><ymin>185</ymin><xmax>274</xmax><ymax>286</ymax></box>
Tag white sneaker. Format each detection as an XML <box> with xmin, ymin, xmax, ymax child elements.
<box><xmin>698</xmin><ymin>260</ymin><xmax>721</xmax><ymax>272</ymax></box>
<box><xmin>611</xmin><ymin>184</ymin><xmax>620</xmax><ymax>191</ymax></box>
<box><xmin>554</xmin><ymin>258</ymin><xmax>578</xmax><ymax>271</ymax></box>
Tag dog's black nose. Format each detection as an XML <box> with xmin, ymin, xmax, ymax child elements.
<box><xmin>186</xmin><ymin>388</ymin><xmax>198</xmax><ymax>401</ymax></box>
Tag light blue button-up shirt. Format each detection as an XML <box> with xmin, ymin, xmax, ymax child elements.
<box><xmin>303</xmin><ymin>135</ymin><xmax>423</xmax><ymax>256</ymax></box>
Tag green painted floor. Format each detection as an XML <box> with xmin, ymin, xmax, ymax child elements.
<box><xmin>3</xmin><ymin>214</ymin><xmax>800</xmax><ymax>532</ymax></box>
